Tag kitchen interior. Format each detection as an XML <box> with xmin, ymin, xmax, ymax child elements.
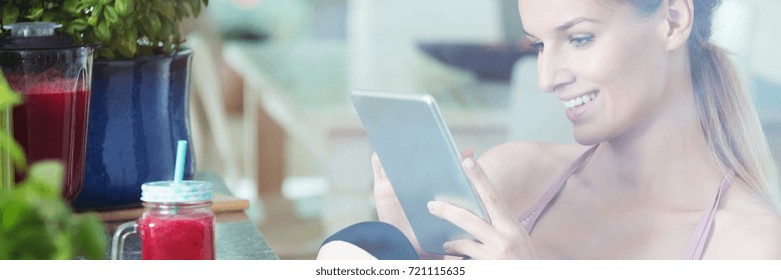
<box><xmin>182</xmin><ymin>0</ymin><xmax>781</xmax><ymax>259</ymax></box>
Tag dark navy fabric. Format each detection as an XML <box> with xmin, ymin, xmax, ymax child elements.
<box><xmin>321</xmin><ymin>221</ymin><xmax>420</xmax><ymax>260</ymax></box>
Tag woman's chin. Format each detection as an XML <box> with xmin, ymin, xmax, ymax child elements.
<box><xmin>573</xmin><ymin>129</ymin><xmax>605</xmax><ymax>146</ymax></box>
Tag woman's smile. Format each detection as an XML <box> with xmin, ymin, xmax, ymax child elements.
<box><xmin>560</xmin><ymin>90</ymin><xmax>600</xmax><ymax>123</ymax></box>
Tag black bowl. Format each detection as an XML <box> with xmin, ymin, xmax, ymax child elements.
<box><xmin>417</xmin><ymin>42</ymin><xmax>535</xmax><ymax>82</ymax></box>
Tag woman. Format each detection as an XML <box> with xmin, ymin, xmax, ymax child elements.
<box><xmin>318</xmin><ymin>0</ymin><xmax>781</xmax><ymax>259</ymax></box>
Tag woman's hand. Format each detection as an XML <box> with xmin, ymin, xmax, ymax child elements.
<box><xmin>427</xmin><ymin>157</ymin><xmax>537</xmax><ymax>259</ymax></box>
<box><xmin>372</xmin><ymin>149</ymin><xmax>474</xmax><ymax>259</ymax></box>
<box><xmin>371</xmin><ymin>152</ymin><xmax>421</xmax><ymax>253</ymax></box>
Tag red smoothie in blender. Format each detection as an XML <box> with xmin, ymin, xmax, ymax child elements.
<box><xmin>1</xmin><ymin>22</ymin><xmax>94</xmax><ymax>201</ymax></box>
<box><xmin>11</xmin><ymin>78</ymin><xmax>90</xmax><ymax>201</ymax></box>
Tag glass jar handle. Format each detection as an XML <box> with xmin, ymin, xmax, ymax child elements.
<box><xmin>111</xmin><ymin>221</ymin><xmax>138</xmax><ymax>260</ymax></box>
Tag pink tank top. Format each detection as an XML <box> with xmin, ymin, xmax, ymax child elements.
<box><xmin>517</xmin><ymin>145</ymin><xmax>736</xmax><ymax>260</ymax></box>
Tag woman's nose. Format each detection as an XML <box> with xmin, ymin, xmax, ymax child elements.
<box><xmin>537</xmin><ymin>51</ymin><xmax>575</xmax><ymax>93</ymax></box>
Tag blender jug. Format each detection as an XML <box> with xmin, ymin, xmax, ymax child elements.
<box><xmin>0</xmin><ymin>22</ymin><xmax>95</xmax><ymax>201</ymax></box>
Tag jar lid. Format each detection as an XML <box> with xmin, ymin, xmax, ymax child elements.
<box><xmin>0</xmin><ymin>22</ymin><xmax>76</xmax><ymax>50</ymax></box>
<box><xmin>141</xmin><ymin>181</ymin><xmax>213</xmax><ymax>203</ymax></box>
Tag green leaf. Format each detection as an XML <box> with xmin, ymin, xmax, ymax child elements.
<box><xmin>115</xmin><ymin>0</ymin><xmax>133</xmax><ymax>17</ymax></box>
<box><xmin>148</xmin><ymin>14</ymin><xmax>162</xmax><ymax>38</ymax></box>
<box><xmin>1</xmin><ymin>4</ymin><xmax>21</xmax><ymax>26</ymax></box>
<box><xmin>52</xmin><ymin>230</ymin><xmax>74</xmax><ymax>260</ymax></box>
<box><xmin>7</xmin><ymin>217</ymin><xmax>57</xmax><ymax>259</ymax></box>
<box><xmin>69</xmin><ymin>18</ymin><xmax>88</xmax><ymax>31</ymax></box>
<box><xmin>72</xmin><ymin>214</ymin><xmax>108</xmax><ymax>260</ymax></box>
<box><xmin>40</xmin><ymin>11</ymin><xmax>58</xmax><ymax>23</ymax></box>
<box><xmin>138</xmin><ymin>19</ymin><xmax>153</xmax><ymax>37</ymax></box>
<box><xmin>112</xmin><ymin>17</ymin><xmax>125</xmax><ymax>33</ymax></box>
<box><xmin>0</xmin><ymin>0</ymin><xmax>207</xmax><ymax>59</ymax></box>
<box><xmin>190</xmin><ymin>0</ymin><xmax>202</xmax><ymax>17</ymax></box>
<box><xmin>158</xmin><ymin>0</ymin><xmax>176</xmax><ymax>21</ymax></box>
<box><xmin>96</xmin><ymin>47</ymin><xmax>116</xmax><ymax>60</ymax></box>
<box><xmin>87</xmin><ymin>5</ymin><xmax>103</xmax><ymax>26</ymax></box>
<box><xmin>117</xmin><ymin>31</ymin><xmax>138</xmax><ymax>58</ymax></box>
<box><xmin>0</xmin><ymin>194</ymin><xmax>27</xmax><ymax>229</ymax></box>
<box><xmin>63</xmin><ymin>0</ymin><xmax>81</xmax><ymax>17</ymax></box>
<box><xmin>95</xmin><ymin>20</ymin><xmax>111</xmax><ymax>43</ymax></box>
<box><xmin>75</xmin><ymin>2</ymin><xmax>91</xmax><ymax>12</ymax></box>
<box><xmin>160</xmin><ymin>16</ymin><xmax>174</xmax><ymax>37</ymax></box>
<box><xmin>0</xmin><ymin>72</ymin><xmax>22</xmax><ymax>109</ymax></box>
<box><xmin>25</xmin><ymin>161</ymin><xmax>64</xmax><ymax>198</ymax></box>
<box><xmin>104</xmin><ymin>5</ymin><xmax>118</xmax><ymax>24</ymax></box>
<box><xmin>24</xmin><ymin>6</ymin><xmax>44</xmax><ymax>20</ymax></box>
<box><xmin>0</xmin><ymin>71</ymin><xmax>26</xmax><ymax>171</ymax></box>
<box><xmin>175</xmin><ymin>3</ymin><xmax>188</xmax><ymax>21</ymax></box>
<box><xmin>0</xmin><ymin>130</ymin><xmax>27</xmax><ymax>172</ymax></box>
<box><xmin>87</xmin><ymin>16</ymin><xmax>98</xmax><ymax>27</ymax></box>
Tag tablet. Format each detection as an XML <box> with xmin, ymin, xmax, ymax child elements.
<box><xmin>351</xmin><ymin>89</ymin><xmax>490</xmax><ymax>255</ymax></box>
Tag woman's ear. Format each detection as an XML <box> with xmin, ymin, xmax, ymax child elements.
<box><xmin>662</xmin><ymin>0</ymin><xmax>694</xmax><ymax>51</ymax></box>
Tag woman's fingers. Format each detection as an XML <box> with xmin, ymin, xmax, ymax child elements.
<box><xmin>460</xmin><ymin>147</ymin><xmax>475</xmax><ymax>160</ymax></box>
<box><xmin>432</xmin><ymin>198</ymin><xmax>537</xmax><ymax>259</ymax></box>
<box><xmin>442</xmin><ymin>239</ymin><xmax>494</xmax><ymax>260</ymax></box>
<box><xmin>461</xmin><ymin>157</ymin><xmax>515</xmax><ymax>229</ymax></box>
<box><xmin>371</xmin><ymin>153</ymin><xmax>395</xmax><ymax>200</ymax></box>
<box><xmin>371</xmin><ymin>152</ymin><xmax>385</xmax><ymax>180</ymax></box>
<box><xmin>418</xmin><ymin>154</ymin><xmax>538</xmax><ymax>259</ymax></box>
<box><xmin>427</xmin><ymin>201</ymin><xmax>494</xmax><ymax>243</ymax></box>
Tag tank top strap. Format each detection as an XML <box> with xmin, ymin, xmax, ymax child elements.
<box><xmin>683</xmin><ymin>169</ymin><xmax>736</xmax><ymax>260</ymax></box>
<box><xmin>518</xmin><ymin>145</ymin><xmax>599</xmax><ymax>233</ymax></box>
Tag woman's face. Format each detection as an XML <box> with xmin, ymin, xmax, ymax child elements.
<box><xmin>519</xmin><ymin>0</ymin><xmax>674</xmax><ymax>145</ymax></box>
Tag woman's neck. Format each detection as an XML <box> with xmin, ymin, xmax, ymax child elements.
<box><xmin>585</xmin><ymin>73</ymin><xmax>725</xmax><ymax>209</ymax></box>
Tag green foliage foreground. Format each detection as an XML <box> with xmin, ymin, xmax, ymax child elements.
<box><xmin>0</xmin><ymin>71</ymin><xmax>107</xmax><ymax>260</ymax></box>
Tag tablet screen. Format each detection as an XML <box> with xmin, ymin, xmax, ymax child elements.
<box><xmin>351</xmin><ymin>89</ymin><xmax>490</xmax><ymax>255</ymax></box>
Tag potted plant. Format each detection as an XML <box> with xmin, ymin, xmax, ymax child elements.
<box><xmin>1</xmin><ymin>0</ymin><xmax>209</xmax><ymax>209</ymax></box>
<box><xmin>1</xmin><ymin>72</ymin><xmax>106</xmax><ymax>259</ymax></box>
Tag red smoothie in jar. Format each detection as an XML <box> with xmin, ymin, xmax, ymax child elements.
<box><xmin>137</xmin><ymin>209</ymin><xmax>216</xmax><ymax>260</ymax></box>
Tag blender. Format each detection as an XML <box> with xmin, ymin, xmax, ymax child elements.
<box><xmin>0</xmin><ymin>22</ymin><xmax>95</xmax><ymax>201</ymax></box>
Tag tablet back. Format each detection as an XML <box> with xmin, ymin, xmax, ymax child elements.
<box><xmin>351</xmin><ymin>89</ymin><xmax>489</xmax><ymax>255</ymax></box>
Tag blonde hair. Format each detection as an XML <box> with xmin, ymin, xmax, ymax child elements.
<box><xmin>629</xmin><ymin>0</ymin><xmax>781</xmax><ymax>211</ymax></box>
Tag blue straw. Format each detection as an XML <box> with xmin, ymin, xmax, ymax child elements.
<box><xmin>174</xmin><ymin>140</ymin><xmax>187</xmax><ymax>182</ymax></box>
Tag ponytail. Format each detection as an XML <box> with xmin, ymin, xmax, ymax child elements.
<box><xmin>690</xmin><ymin>39</ymin><xmax>781</xmax><ymax>211</ymax></box>
<box><xmin>628</xmin><ymin>0</ymin><xmax>781</xmax><ymax>211</ymax></box>
<box><xmin>688</xmin><ymin>0</ymin><xmax>781</xmax><ymax>211</ymax></box>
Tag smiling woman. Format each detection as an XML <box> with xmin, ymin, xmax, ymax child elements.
<box><xmin>317</xmin><ymin>0</ymin><xmax>781</xmax><ymax>260</ymax></box>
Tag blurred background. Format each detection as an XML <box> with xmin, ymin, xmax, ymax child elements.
<box><xmin>181</xmin><ymin>0</ymin><xmax>781</xmax><ymax>259</ymax></box>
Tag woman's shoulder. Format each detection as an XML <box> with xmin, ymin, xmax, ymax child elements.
<box><xmin>707</xmin><ymin>186</ymin><xmax>781</xmax><ymax>259</ymax></box>
<box><xmin>476</xmin><ymin>141</ymin><xmax>591</xmax><ymax>213</ymax></box>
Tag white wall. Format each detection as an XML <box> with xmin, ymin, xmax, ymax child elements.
<box><xmin>746</xmin><ymin>0</ymin><xmax>781</xmax><ymax>83</ymax></box>
<box><xmin>710</xmin><ymin>0</ymin><xmax>781</xmax><ymax>123</ymax></box>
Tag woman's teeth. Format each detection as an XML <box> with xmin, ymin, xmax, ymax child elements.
<box><xmin>564</xmin><ymin>92</ymin><xmax>598</xmax><ymax>109</ymax></box>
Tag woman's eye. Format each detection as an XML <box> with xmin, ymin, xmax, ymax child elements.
<box><xmin>570</xmin><ymin>35</ymin><xmax>594</xmax><ymax>48</ymax></box>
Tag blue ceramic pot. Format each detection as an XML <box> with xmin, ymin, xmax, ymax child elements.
<box><xmin>74</xmin><ymin>50</ymin><xmax>195</xmax><ymax>210</ymax></box>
